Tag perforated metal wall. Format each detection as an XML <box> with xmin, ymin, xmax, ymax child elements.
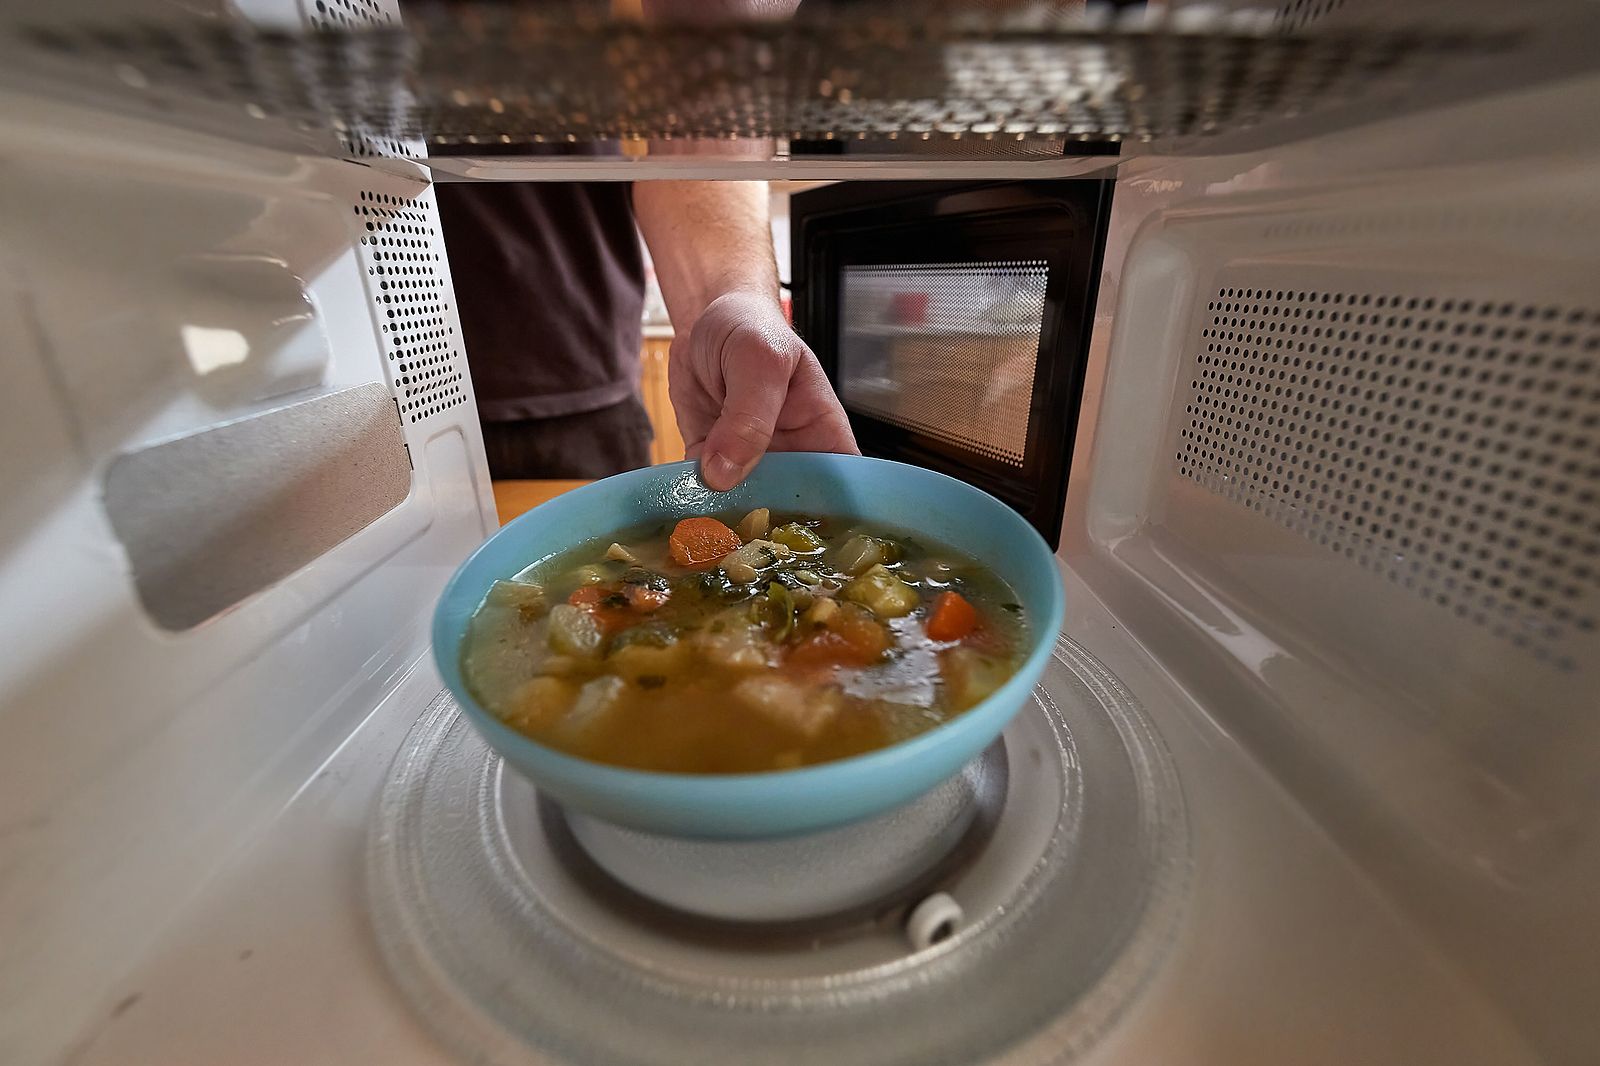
<box><xmin>307</xmin><ymin>0</ymin><xmax>385</xmax><ymax>30</ymax></box>
<box><xmin>306</xmin><ymin>0</ymin><xmax>423</xmax><ymax>161</ymax></box>
<box><xmin>837</xmin><ymin>262</ymin><xmax>1047</xmax><ymax>468</ymax></box>
<box><xmin>1178</xmin><ymin>285</ymin><xmax>1600</xmax><ymax>667</ymax></box>
<box><xmin>354</xmin><ymin>188</ymin><xmax>466</xmax><ymax>424</ymax></box>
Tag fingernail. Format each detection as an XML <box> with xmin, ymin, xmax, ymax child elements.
<box><xmin>704</xmin><ymin>452</ymin><xmax>741</xmax><ymax>490</ymax></box>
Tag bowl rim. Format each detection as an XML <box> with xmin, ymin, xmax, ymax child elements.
<box><xmin>432</xmin><ymin>453</ymin><xmax>1066</xmax><ymax>795</ymax></box>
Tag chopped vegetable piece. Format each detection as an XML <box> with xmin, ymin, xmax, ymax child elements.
<box><xmin>610</xmin><ymin>621</ymin><xmax>677</xmax><ymax>650</ymax></box>
<box><xmin>624</xmin><ymin>584</ymin><xmax>671</xmax><ymax>612</ymax></box>
<box><xmin>735</xmin><ymin>507</ymin><xmax>771</xmax><ymax>542</ymax></box>
<box><xmin>794</xmin><ymin>569</ymin><xmax>822</xmax><ymax>586</ymax></box>
<box><xmin>833</xmin><ymin>534</ymin><xmax>885</xmax><ymax>575</ymax></box>
<box><xmin>722</xmin><ymin>539</ymin><xmax>788</xmax><ymax>584</ymax></box>
<box><xmin>787</xmin><ymin>604</ymin><xmax>891</xmax><ymax>669</ymax></box>
<box><xmin>547</xmin><ymin>603</ymin><xmax>604</xmax><ymax>659</ymax></box>
<box><xmin>623</xmin><ymin>567</ymin><xmax>671</xmax><ymax>591</ymax></box>
<box><xmin>694</xmin><ymin>606</ymin><xmax>779</xmax><ymax>670</ymax></box>
<box><xmin>537</xmin><ymin>655</ymin><xmax>586</xmax><ymax>677</ymax></box>
<box><xmin>608</xmin><ymin>640</ymin><xmax>691</xmax><ymax>681</ymax></box>
<box><xmin>555</xmin><ymin>676</ymin><xmax>627</xmax><ymax>741</ymax></box>
<box><xmin>485</xmin><ymin>579</ymin><xmax>546</xmax><ymax>610</ymax></box>
<box><xmin>770</xmin><ymin>522</ymin><xmax>825</xmax><ymax>554</ymax></box>
<box><xmin>566</xmin><ymin>585</ymin><xmax>635</xmax><ymax>634</ymax></box>
<box><xmin>571</xmin><ymin>563</ymin><xmax>611</xmax><ymax>586</ymax></box>
<box><xmin>723</xmin><ymin>556</ymin><xmax>759</xmax><ymax>584</ymax></box>
<box><xmin>606</xmin><ymin>542</ymin><xmax>639</xmax><ymax>564</ymax></box>
<box><xmin>753</xmin><ymin>582</ymin><xmax>796</xmax><ymax>642</ymax></box>
<box><xmin>804</xmin><ymin>597</ymin><xmax>839</xmax><ymax>627</ymax></box>
<box><xmin>733</xmin><ymin>675</ymin><xmax>842</xmax><ymax>739</ymax></box>
<box><xmin>669</xmin><ymin>516</ymin><xmax>742</xmax><ymax>569</ymax></box>
<box><xmin>771</xmin><ymin>569</ymin><xmax>807</xmax><ymax>591</ymax></box>
<box><xmin>942</xmin><ymin>647</ymin><xmax>1011</xmax><ymax>709</ymax></box>
<box><xmin>484</xmin><ymin>579</ymin><xmax>548</xmax><ymax>623</ymax></box>
<box><xmin>736</xmin><ymin>539</ymin><xmax>790</xmax><ymax>564</ymax></box>
<box><xmin>503</xmin><ymin>676</ymin><xmax>577</xmax><ymax>731</ymax></box>
<box><xmin>926</xmin><ymin>591</ymin><xmax>979</xmax><ymax>642</ymax></box>
<box><xmin>843</xmin><ymin>564</ymin><xmax>920</xmax><ymax>618</ymax></box>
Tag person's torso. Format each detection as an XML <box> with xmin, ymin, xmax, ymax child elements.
<box><xmin>436</xmin><ymin>181</ymin><xmax>646</xmax><ymax>420</ymax></box>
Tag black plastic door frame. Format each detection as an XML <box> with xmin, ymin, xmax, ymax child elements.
<box><xmin>790</xmin><ymin>179</ymin><xmax>1114</xmax><ymax>549</ymax></box>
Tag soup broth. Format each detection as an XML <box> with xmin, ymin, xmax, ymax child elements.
<box><xmin>460</xmin><ymin>509</ymin><xmax>1029</xmax><ymax>774</ymax></box>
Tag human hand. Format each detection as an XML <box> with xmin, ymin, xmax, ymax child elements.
<box><xmin>668</xmin><ymin>290</ymin><xmax>859</xmax><ymax>491</ymax></box>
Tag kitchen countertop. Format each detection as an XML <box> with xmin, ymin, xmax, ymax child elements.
<box><xmin>492</xmin><ymin>480</ymin><xmax>591</xmax><ymax>524</ymax></box>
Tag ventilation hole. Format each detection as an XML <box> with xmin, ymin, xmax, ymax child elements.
<box><xmin>356</xmin><ymin>189</ymin><xmax>466</xmax><ymax>425</ymax></box>
<box><xmin>1178</xmin><ymin>284</ymin><xmax>1600</xmax><ymax>667</ymax></box>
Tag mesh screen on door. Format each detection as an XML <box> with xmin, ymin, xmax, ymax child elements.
<box><xmin>837</xmin><ymin>262</ymin><xmax>1048</xmax><ymax>468</ymax></box>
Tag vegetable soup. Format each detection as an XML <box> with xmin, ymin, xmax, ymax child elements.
<box><xmin>461</xmin><ymin>508</ymin><xmax>1029</xmax><ymax>774</ymax></box>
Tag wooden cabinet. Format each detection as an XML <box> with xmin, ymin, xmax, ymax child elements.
<box><xmin>639</xmin><ymin>334</ymin><xmax>685</xmax><ymax>465</ymax></box>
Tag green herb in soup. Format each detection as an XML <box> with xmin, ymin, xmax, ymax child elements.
<box><xmin>460</xmin><ymin>509</ymin><xmax>1028</xmax><ymax>774</ymax></box>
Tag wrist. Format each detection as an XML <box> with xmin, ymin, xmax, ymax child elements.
<box><xmin>675</xmin><ymin>287</ymin><xmax>784</xmax><ymax>341</ymax></box>
<box><xmin>686</xmin><ymin>282</ymin><xmax>782</xmax><ymax>323</ymax></box>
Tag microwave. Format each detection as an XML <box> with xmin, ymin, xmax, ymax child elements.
<box><xmin>1</xmin><ymin>2</ymin><xmax>1595</xmax><ymax>1064</ymax></box>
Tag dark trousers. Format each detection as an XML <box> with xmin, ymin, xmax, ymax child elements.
<box><xmin>480</xmin><ymin>396</ymin><xmax>654</xmax><ymax>480</ymax></box>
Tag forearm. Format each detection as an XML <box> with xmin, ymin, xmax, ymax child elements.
<box><xmin>633</xmin><ymin>181</ymin><xmax>779</xmax><ymax>330</ymax></box>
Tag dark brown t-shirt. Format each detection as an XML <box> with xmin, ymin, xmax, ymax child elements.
<box><xmin>436</xmin><ymin>182</ymin><xmax>645</xmax><ymax>421</ymax></box>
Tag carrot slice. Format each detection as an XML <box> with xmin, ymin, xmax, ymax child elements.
<box><xmin>925</xmin><ymin>591</ymin><xmax>978</xmax><ymax>642</ymax></box>
<box><xmin>567</xmin><ymin>584</ymin><xmax>634</xmax><ymax>634</ymax></box>
<box><xmin>787</xmin><ymin>607</ymin><xmax>890</xmax><ymax>670</ymax></box>
<box><xmin>668</xmin><ymin>516</ymin><xmax>742</xmax><ymax>569</ymax></box>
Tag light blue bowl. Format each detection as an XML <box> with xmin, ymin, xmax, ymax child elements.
<box><xmin>433</xmin><ymin>453</ymin><xmax>1065</xmax><ymax>839</ymax></box>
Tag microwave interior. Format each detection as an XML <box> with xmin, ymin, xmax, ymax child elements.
<box><xmin>0</xmin><ymin>2</ymin><xmax>1597</xmax><ymax>1065</ymax></box>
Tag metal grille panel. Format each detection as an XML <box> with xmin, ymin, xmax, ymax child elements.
<box><xmin>4</xmin><ymin>5</ymin><xmax>1527</xmax><ymax>156</ymax></box>
<box><xmin>307</xmin><ymin>0</ymin><xmax>424</xmax><ymax>161</ymax></box>
<box><xmin>1178</xmin><ymin>285</ymin><xmax>1600</xmax><ymax>667</ymax></box>
<box><xmin>355</xmin><ymin>188</ymin><xmax>466</xmax><ymax>424</ymax></box>
<box><xmin>1275</xmin><ymin>0</ymin><xmax>1353</xmax><ymax>32</ymax></box>
<box><xmin>838</xmin><ymin>262</ymin><xmax>1046</xmax><ymax>468</ymax></box>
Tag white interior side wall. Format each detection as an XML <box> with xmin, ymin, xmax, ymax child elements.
<box><xmin>1069</xmin><ymin>71</ymin><xmax>1600</xmax><ymax>1063</ymax></box>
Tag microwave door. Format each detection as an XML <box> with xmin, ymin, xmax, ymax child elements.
<box><xmin>790</xmin><ymin>180</ymin><xmax>1114</xmax><ymax>549</ymax></box>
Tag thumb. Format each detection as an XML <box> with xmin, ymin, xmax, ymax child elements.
<box><xmin>699</xmin><ymin>335</ymin><xmax>797</xmax><ymax>491</ymax></box>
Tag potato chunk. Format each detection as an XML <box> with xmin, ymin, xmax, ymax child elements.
<box><xmin>484</xmin><ymin>579</ymin><xmax>547</xmax><ymax>618</ymax></box>
<box><xmin>547</xmin><ymin>604</ymin><xmax>604</xmax><ymax>658</ymax></box>
<box><xmin>555</xmin><ymin>676</ymin><xmax>628</xmax><ymax>741</ymax></box>
<box><xmin>735</xmin><ymin>507</ymin><xmax>771</xmax><ymax>542</ymax></box>
<box><xmin>694</xmin><ymin>608</ymin><xmax>778</xmax><ymax>670</ymax></box>
<box><xmin>942</xmin><ymin>647</ymin><xmax>1012</xmax><ymax>710</ymax></box>
<box><xmin>607</xmin><ymin>640</ymin><xmax>692</xmax><ymax>683</ymax></box>
<box><xmin>504</xmin><ymin>675</ymin><xmax>577</xmax><ymax>732</ymax></box>
<box><xmin>843</xmin><ymin>564</ymin><xmax>919</xmax><ymax>618</ymax></box>
<box><xmin>833</xmin><ymin>534</ymin><xmax>899</xmax><ymax>575</ymax></box>
<box><xmin>732</xmin><ymin>676</ymin><xmax>842</xmax><ymax>739</ymax></box>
